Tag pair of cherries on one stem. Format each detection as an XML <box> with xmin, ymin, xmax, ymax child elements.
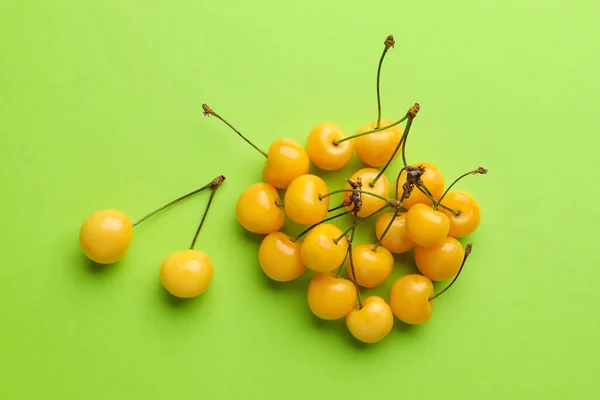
<box><xmin>79</xmin><ymin>176</ymin><xmax>225</xmax><ymax>299</ymax></box>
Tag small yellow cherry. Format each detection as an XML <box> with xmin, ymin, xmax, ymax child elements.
<box><xmin>374</xmin><ymin>212</ymin><xmax>414</xmax><ymax>254</ymax></box>
<box><xmin>236</xmin><ymin>182</ymin><xmax>285</xmax><ymax>234</ymax></box>
<box><xmin>306</xmin><ymin>123</ymin><xmax>354</xmax><ymax>171</ymax></box>
<box><xmin>284</xmin><ymin>174</ymin><xmax>329</xmax><ymax>225</ymax></box>
<box><xmin>160</xmin><ymin>249</ymin><xmax>214</xmax><ymax>298</ymax></box>
<box><xmin>343</xmin><ymin>168</ymin><xmax>390</xmax><ymax>218</ymax></box>
<box><xmin>354</xmin><ymin>120</ymin><xmax>403</xmax><ymax>167</ymax></box>
<box><xmin>307</xmin><ymin>273</ymin><xmax>357</xmax><ymax>320</ymax></box>
<box><xmin>263</xmin><ymin>139</ymin><xmax>310</xmax><ymax>189</ymax></box>
<box><xmin>301</xmin><ymin>224</ymin><xmax>348</xmax><ymax>273</ymax></box>
<box><xmin>347</xmin><ymin>244</ymin><xmax>394</xmax><ymax>288</ymax></box>
<box><xmin>79</xmin><ymin>209</ymin><xmax>133</xmax><ymax>264</ymax></box>
<box><xmin>258</xmin><ymin>232</ymin><xmax>305</xmax><ymax>282</ymax></box>
<box><xmin>346</xmin><ymin>296</ymin><xmax>394</xmax><ymax>343</ymax></box>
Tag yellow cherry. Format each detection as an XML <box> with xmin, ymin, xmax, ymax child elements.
<box><xmin>284</xmin><ymin>174</ymin><xmax>329</xmax><ymax>225</ymax></box>
<box><xmin>415</xmin><ymin>236</ymin><xmax>464</xmax><ymax>281</ymax></box>
<box><xmin>307</xmin><ymin>273</ymin><xmax>357</xmax><ymax>320</ymax></box>
<box><xmin>306</xmin><ymin>123</ymin><xmax>354</xmax><ymax>171</ymax></box>
<box><xmin>395</xmin><ymin>162</ymin><xmax>444</xmax><ymax>208</ymax></box>
<box><xmin>405</xmin><ymin>203</ymin><xmax>450</xmax><ymax>247</ymax></box>
<box><xmin>301</xmin><ymin>223</ymin><xmax>348</xmax><ymax>273</ymax></box>
<box><xmin>347</xmin><ymin>244</ymin><xmax>393</xmax><ymax>288</ymax></box>
<box><xmin>389</xmin><ymin>274</ymin><xmax>433</xmax><ymax>325</ymax></box>
<box><xmin>439</xmin><ymin>190</ymin><xmax>481</xmax><ymax>238</ymax></box>
<box><xmin>79</xmin><ymin>209</ymin><xmax>133</xmax><ymax>264</ymax></box>
<box><xmin>258</xmin><ymin>232</ymin><xmax>305</xmax><ymax>282</ymax></box>
<box><xmin>263</xmin><ymin>139</ymin><xmax>310</xmax><ymax>189</ymax></box>
<box><xmin>160</xmin><ymin>250</ymin><xmax>214</xmax><ymax>298</ymax></box>
<box><xmin>374</xmin><ymin>212</ymin><xmax>414</xmax><ymax>254</ymax></box>
<box><xmin>354</xmin><ymin>120</ymin><xmax>403</xmax><ymax>167</ymax></box>
<box><xmin>343</xmin><ymin>168</ymin><xmax>390</xmax><ymax>218</ymax></box>
<box><xmin>346</xmin><ymin>296</ymin><xmax>394</xmax><ymax>343</ymax></box>
<box><xmin>236</xmin><ymin>182</ymin><xmax>284</xmax><ymax>234</ymax></box>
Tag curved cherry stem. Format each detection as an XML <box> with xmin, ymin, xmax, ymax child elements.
<box><xmin>347</xmin><ymin>236</ymin><xmax>363</xmax><ymax>309</ymax></box>
<box><xmin>401</xmin><ymin>119</ymin><xmax>413</xmax><ymax>167</ymax></box>
<box><xmin>202</xmin><ymin>104</ymin><xmax>268</xmax><ymax>158</ymax></box>
<box><xmin>394</xmin><ymin>167</ymin><xmax>406</xmax><ymax>200</ymax></box>
<box><xmin>372</xmin><ymin>209</ymin><xmax>399</xmax><ymax>252</ymax></box>
<box><xmin>132</xmin><ymin>177</ymin><xmax>225</xmax><ymax>227</ymax></box>
<box><xmin>369</xmin><ymin>117</ymin><xmax>413</xmax><ymax>187</ymax></box>
<box><xmin>293</xmin><ymin>210</ymin><xmax>350</xmax><ymax>242</ymax></box>
<box><xmin>414</xmin><ymin>184</ymin><xmax>460</xmax><ymax>215</ymax></box>
<box><xmin>190</xmin><ymin>188</ymin><xmax>219</xmax><ymax>249</ymax></box>
<box><xmin>376</xmin><ymin>35</ymin><xmax>395</xmax><ymax>129</ymax></box>
<box><xmin>332</xmin><ymin>115</ymin><xmax>408</xmax><ymax>145</ymax></box>
<box><xmin>333</xmin><ymin>204</ymin><xmax>389</xmax><ymax>244</ymax></box>
<box><xmin>435</xmin><ymin>167</ymin><xmax>488</xmax><ymax>209</ymax></box>
<box><xmin>319</xmin><ymin>189</ymin><xmax>391</xmax><ymax>203</ymax></box>
<box><xmin>335</xmin><ymin>227</ymin><xmax>355</xmax><ymax>278</ymax></box>
<box><xmin>429</xmin><ymin>244</ymin><xmax>473</xmax><ymax>301</ymax></box>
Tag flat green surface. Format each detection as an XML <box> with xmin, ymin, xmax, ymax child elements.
<box><xmin>1</xmin><ymin>0</ymin><xmax>599</xmax><ymax>399</ymax></box>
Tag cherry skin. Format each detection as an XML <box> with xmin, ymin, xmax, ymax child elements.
<box><xmin>236</xmin><ymin>182</ymin><xmax>285</xmax><ymax>234</ymax></box>
<box><xmin>307</xmin><ymin>273</ymin><xmax>357</xmax><ymax>320</ymax></box>
<box><xmin>258</xmin><ymin>232</ymin><xmax>305</xmax><ymax>282</ymax></box>
<box><xmin>262</xmin><ymin>139</ymin><xmax>310</xmax><ymax>189</ymax></box>
<box><xmin>395</xmin><ymin>162</ymin><xmax>444</xmax><ymax>208</ymax></box>
<box><xmin>306</xmin><ymin>123</ymin><xmax>354</xmax><ymax>171</ymax></box>
<box><xmin>405</xmin><ymin>203</ymin><xmax>450</xmax><ymax>247</ymax></box>
<box><xmin>389</xmin><ymin>274</ymin><xmax>433</xmax><ymax>324</ymax></box>
<box><xmin>79</xmin><ymin>209</ymin><xmax>133</xmax><ymax>264</ymax></box>
<box><xmin>439</xmin><ymin>190</ymin><xmax>481</xmax><ymax>238</ymax></box>
<box><xmin>343</xmin><ymin>168</ymin><xmax>390</xmax><ymax>218</ymax></box>
<box><xmin>415</xmin><ymin>236</ymin><xmax>464</xmax><ymax>281</ymax></box>
<box><xmin>284</xmin><ymin>174</ymin><xmax>329</xmax><ymax>225</ymax></box>
<box><xmin>347</xmin><ymin>244</ymin><xmax>394</xmax><ymax>288</ymax></box>
<box><xmin>160</xmin><ymin>250</ymin><xmax>214</xmax><ymax>298</ymax></box>
<box><xmin>346</xmin><ymin>296</ymin><xmax>394</xmax><ymax>343</ymax></box>
<box><xmin>374</xmin><ymin>212</ymin><xmax>414</xmax><ymax>254</ymax></box>
<box><xmin>354</xmin><ymin>120</ymin><xmax>403</xmax><ymax>167</ymax></box>
<box><xmin>301</xmin><ymin>224</ymin><xmax>348</xmax><ymax>273</ymax></box>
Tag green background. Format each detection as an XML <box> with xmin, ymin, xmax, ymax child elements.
<box><xmin>1</xmin><ymin>0</ymin><xmax>599</xmax><ymax>398</ymax></box>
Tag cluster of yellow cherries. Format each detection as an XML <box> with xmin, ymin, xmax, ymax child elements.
<box><xmin>207</xmin><ymin>35</ymin><xmax>486</xmax><ymax>344</ymax></box>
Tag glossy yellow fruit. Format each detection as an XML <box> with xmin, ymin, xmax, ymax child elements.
<box><xmin>258</xmin><ymin>232</ymin><xmax>305</xmax><ymax>282</ymax></box>
<box><xmin>415</xmin><ymin>236</ymin><xmax>464</xmax><ymax>281</ymax></box>
<box><xmin>301</xmin><ymin>224</ymin><xmax>348</xmax><ymax>273</ymax></box>
<box><xmin>347</xmin><ymin>244</ymin><xmax>394</xmax><ymax>288</ymax></box>
<box><xmin>306</xmin><ymin>122</ymin><xmax>354</xmax><ymax>171</ymax></box>
<box><xmin>343</xmin><ymin>168</ymin><xmax>390</xmax><ymax>218</ymax></box>
<box><xmin>79</xmin><ymin>209</ymin><xmax>133</xmax><ymax>264</ymax></box>
<box><xmin>389</xmin><ymin>274</ymin><xmax>433</xmax><ymax>325</ymax></box>
<box><xmin>307</xmin><ymin>273</ymin><xmax>357</xmax><ymax>320</ymax></box>
<box><xmin>405</xmin><ymin>203</ymin><xmax>450</xmax><ymax>247</ymax></box>
<box><xmin>263</xmin><ymin>139</ymin><xmax>310</xmax><ymax>189</ymax></box>
<box><xmin>160</xmin><ymin>250</ymin><xmax>214</xmax><ymax>298</ymax></box>
<box><xmin>354</xmin><ymin>120</ymin><xmax>403</xmax><ymax>167</ymax></box>
<box><xmin>284</xmin><ymin>174</ymin><xmax>329</xmax><ymax>225</ymax></box>
<box><xmin>346</xmin><ymin>296</ymin><xmax>394</xmax><ymax>343</ymax></box>
<box><xmin>395</xmin><ymin>162</ymin><xmax>444</xmax><ymax>208</ymax></box>
<box><xmin>236</xmin><ymin>182</ymin><xmax>285</xmax><ymax>234</ymax></box>
<box><xmin>439</xmin><ymin>190</ymin><xmax>481</xmax><ymax>238</ymax></box>
<box><xmin>374</xmin><ymin>212</ymin><xmax>414</xmax><ymax>254</ymax></box>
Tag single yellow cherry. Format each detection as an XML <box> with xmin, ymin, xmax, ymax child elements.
<box><xmin>236</xmin><ymin>182</ymin><xmax>284</xmax><ymax>234</ymax></box>
<box><xmin>301</xmin><ymin>224</ymin><xmax>348</xmax><ymax>273</ymax></box>
<box><xmin>389</xmin><ymin>274</ymin><xmax>433</xmax><ymax>325</ymax></box>
<box><xmin>405</xmin><ymin>203</ymin><xmax>450</xmax><ymax>247</ymax></box>
<box><xmin>374</xmin><ymin>212</ymin><xmax>414</xmax><ymax>254</ymax></box>
<box><xmin>347</xmin><ymin>244</ymin><xmax>393</xmax><ymax>288</ymax></box>
<box><xmin>439</xmin><ymin>190</ymin><xmax>481</xmax><ymax>238</ymax></box>
<box><xmin>395</xmin><ymin>162</ymin><xmax>444</xmax><ymax>208</ymax></box>
<box><xmin>79</xmin><ymin>209</ymin><xmax>133</xmax><ymax>264</ymax></box>
<box><xmin>306</xmin><ymin>122</ymin><xmax>354</xmax><ymax>171</ymax></box>
<box><xmin>354</xmin><ymin>120</ymin><xmax>403</xmax><ymax>167</ymax></box>
<box><xmin>258</xmin><ymin>232</ymin><xmax>305</xmax><ymax>282</ymax></box>
<box><xmin>284</xmin><ymin>174</ymin><xmax>329</xmax><ymax>225</ymax></box>
<box><xmin>343</xmin><ymin>168</ymin><xmax>390</xmax><ymax>218</ymax></box>
<box><xmin>346</xmin><ymin>296</ymin><xmax>394</xmax><ymax>343</ymax></box>
<box><xmin>415</xmin><ymin>236</ymin><xmax>464</xmax><ymax>281</ymax></box>
<box><xmin>307</xmin><ymin>273</ymin><xmax>357</xmax><ymax>320</ymax></box>
<box><xmin>160</xmin><ymin>250</ymin><xmax>214</xmax><ymax>298</ymax></box>
<box><xmin>263</xmin><ymin>139</ymin><xmax>310</xmax><ymax>189</ymax></box>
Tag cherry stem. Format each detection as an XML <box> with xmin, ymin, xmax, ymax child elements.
<box><xmin>202</xmin><ymin>104</ymin><xmax>268</xmax><ymax>158</ymax></box>
<box><xmin>435</xmin><ymin>167</ymin><xmax>487</xmax><ymax>209</ymax></box>
<box><xmin>347</xmin><ymin>236</ymin><xmax>363</xmax><ymax>309</ymax></box>
<box><xmin>369</xmin><ymin>117</ymin><xmax>413</xmax><ymax>187</ymax></box>
<box><xmin>415</xmin><ymin>184</ymin><xmax>460</xmax><ymax>216</ymax></box>
<box><xmin>335</xmin><ymin>227</ymin><xmax>355</xmax><ymax>278</ymax></box>
<box><xmin>401</xmin><ymin>118</ymin><xmax>413</xmax><ymax>168</ymax></box>
<box><xmin>293</xmin><ymin>210</ymin><xmax>350</xmax><ymax>242</ymax></box>
<box><xmin>132</xmin><ymin>176</ymin><xmax>225</xmax><ymax>227</ymax></box>
<box><xmin>372</xmin><ymin>209</ymin><xmax>399</xmax><ymax>251</ymax></box>
<box><xmin>394</xmin><ymin>167</ymin><xmax>406</xmax><ymax>200</ymax></box>
<box><xmin>319</xmin><ymin>189</ymin><xmax>391</xmax><ymax>203</ymax></box>
<box><xmin>376</xmin><ymin>35</ymin><xmax>394</xmax><ymax>129</ymax></box>
<box><xmin>333</xmin><ymin>204</ymin><xmax>389</xmax><ymax>244</ymax></box>
<box><xmin>332</xmin><ymin>115</ymin><xmax>408</xmax><ymax>145</ymax></box>
<box><xmin>190</xmin><ymin>187</ymin><xmax>220</xmax><ymax>249</ymax></box>
<box><xmin>429</xmin><ymin>244</ymin><xmax>473</xmax><ymax>301</ymax></box>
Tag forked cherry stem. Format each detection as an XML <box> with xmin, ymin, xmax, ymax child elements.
<box><xmin>335</xmin><ymin>227</ymin><xmax>355</xmax><ymax>278</ymax></box>
<box><xmin>375</xmin><ymin>35</ymin><xmax>395</xmax><ymax>129</ymax></box>
<box><xmin>190</xmin><ymin>179</ymin><xmax>225</xmax><ymax>248</ymax></box>
<box><xmin>333</xmin><ymin>204</ymin><xmax>389</xmax><ymax>244</ymax></box>
<box><xmin>132</xmin><ymin>176</ymin><xmax>225</xmax><ymax>227</ymax></box>
<box><xmin>435</xmin><ymin>167</ymin><xmax>488</xmax><ymax>209</ymax></box>
<box><xmin>332</xmin><ymin>115</ymin><xmax>408</xmax><ymax>145</ymax></box>
<box><xmin>414</xmin><ymin>184</ymin><xmax>461</xmax><ymax>216</ymax></box>
<box><xmin>429</xmin><ymin>244</ymin><xmax>473</xmax><ymax>301</ymax></box>
<box><xmin>369</xmin><ymin>117</ymin><xmax>413</xmax><ymax>187</ymax></box>
<box><xmin>202</xmin><ymin>103</ymin><xmax>268</xmax><ymax>158</ymax></box>
<box><xmin>347</xmin><ymin>235</ymin><xmax>363</xmax><ymax>309</ymax></box>
<box><xmin>319</xmin><ymin>189</ymin><xmax>391</xmax><ymax>203</ymax></box>
<box><xmin>372</xmin><ymin>209</ymin><xmax>400</xmax><ymax>252</ymax></box>
<box><xmin>293</xmin><ymin>210</ymin><xmax>350</xmax><ymax>242</ymax></box>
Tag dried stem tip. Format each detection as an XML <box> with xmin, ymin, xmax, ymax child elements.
<box><xmin>465</xmin><ymin>243</ymin><xmax>473</xmax><ymax>256</ymax></box>
<box><xmin>389</xmin><ymin>199</ymin><xmax>401</xmax><ymax>209</ymax></box>
<box><xmin>475</xmin><ymin>167</ymin><xmax>488</xmax><ymax>175</ymax></box>
<box><xmin>345</xmin><ymin>234</ymin><xmax>353</xmax><ymax>246</ymax></box>
<box><xmin>210</xmin><ymin>175</ymin><xmax>226</xmax><ymax>188</ymax></box>
<box><xmin>202</xmin><ymin>103</ymin><xmax>213</xmax><ymax>116</ymax></box>
<box><xmin>384</xmin><ymin>35</ymin><xmax>395</xmax><ymax>49</ymax></box>
<box><xmin>408</xmin><ymin>103</ymin><xmax>421</xmax><ymax>119</ymax></box>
